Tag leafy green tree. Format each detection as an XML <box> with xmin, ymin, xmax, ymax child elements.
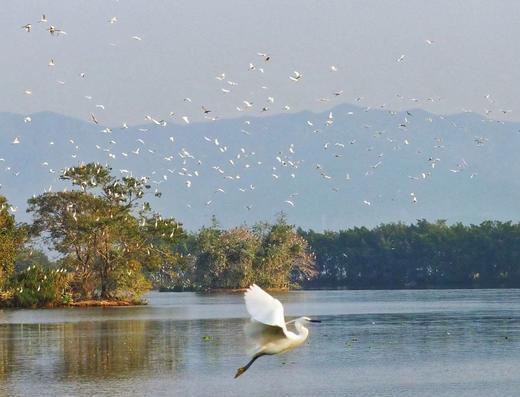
<box><xmin>149</xmin><ymin>232</ymin><xmax>198</xmax><ymax>291</ymax></box>
<box><xmin>15</xmin><ymin>249</ymin><xmax>52</xmax><ymax>273</ymax></box>
<box><xmin>192</xmin><ymin>216</ymin><xmax>316</xmax><ymax>290</ymax></box>
<box><xmin>0</xmin><ymin>196</ymin><xmax>27</xmax><ymax>291</ymax></box>
<box><xmin>254</xmin><ymin>216</ymin><xmax>316</xmax><ymax>288</ymax></box>
<box><xmin>27</xmin><ymin>163</ymin><xmax>184</xmax><ymax>301</ymax></box>
<box><xmin>8</xmin><ymin>266</ymin><xmax>71</xmax><ymax>308</ymax></box>
<box><xmin>194</xmin><ymin>226</ymin><xmax>260</xmax><ymax>289</ymax></box>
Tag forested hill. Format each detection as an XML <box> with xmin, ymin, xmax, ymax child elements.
<box><xmin>300</xmin><ymin>220</ymin><xmax>520</xmax><ymax>289</ymax></box>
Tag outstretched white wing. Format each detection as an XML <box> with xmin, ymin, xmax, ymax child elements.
<box><xmin>244</xmin><ymin>284</ymin><xmax>287</xmax><ymax>333</ymax></box>
<box><xmin>243</xmin><ymin>284</ymin><xmax>289</xmax><ymax>355</ymax></box>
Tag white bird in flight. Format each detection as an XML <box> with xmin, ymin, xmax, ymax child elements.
<box><xmin>289</xmin><ymin>71</ymin><xmax>302</xmax><ymax>81</ymax></box>
<box><xmin>48</xmin><ymin>25</ymin><xmax>67</xmax><ymax>36</ymax></box>
<box><xmin>235</xmin><ymin>284</ymin><xmax>321</xmax><ymax>378</ymax></box>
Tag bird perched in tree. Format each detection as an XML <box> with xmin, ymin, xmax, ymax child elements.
<box><xmin>235</xmin><ymin>284</ymin><xmax>321</xmax><ymax>378</ymax></box>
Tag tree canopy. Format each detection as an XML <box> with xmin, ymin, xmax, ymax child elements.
<box><xmin>301</xmin><ymin>219</ymin><xmax>520</xmax><ymax>289</ymax></box>
<box><xmin>0</xmin><ymin>196</ymin><xmax>27</xmax><ymax>289</ymax></box>
<box><xmin>27</xmin><ymin>163</ymin><xmax>185</xmax><ymax>300</ymax></box>
<box><xmin>4</xmin><ymin>161</ymin><xmax>520</xmax><ymax>308</ymax></box>
<box><xmin>178</xmin><ymin>216</ymin><xmax>316</xmax><ymax>290</ymax></box>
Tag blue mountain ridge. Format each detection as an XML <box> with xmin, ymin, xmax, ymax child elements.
<box><xmin>1</xmin><ymin>104</ymin><xmax>519</xmax><ymax>231</ymax></box>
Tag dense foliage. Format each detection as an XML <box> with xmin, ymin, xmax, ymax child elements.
<box><xmin>4</xmin><ymin>265</ymin><xmax>71</xmax><ymax>308</ymax></box>
<box><xmin>27</xmin><ymin>163</ymin><xmax>185</xmax><ymax>301</ymax></box>
<box><xmin>0</xmin><ymin>196</ymin><xmax>27</xmax><ymax>291</ymax></box>
<box><xmin>4</xmin><ymin>166</ymin><xmax>520</xmax><ymax>308</ymax></box>
<box><xmin>301</xmin><ymin>219</ymin><xmax>520</xmax><ymax>289</ymax></box>
<box><xmin>161</xmin><ymin>217</ymin><xmax>316</xmax><ymax>290</ymax></box>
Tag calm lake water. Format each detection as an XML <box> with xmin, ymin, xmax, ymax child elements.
<box><xmin>1</xmin><ymin>289</ymin><xmax>520</xmax><ymax>396</ymax></box>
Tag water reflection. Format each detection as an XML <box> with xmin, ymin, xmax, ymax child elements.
<box><xmin>0</xmin><ymin>319</ymin><xmax>247</xmax><ymax>383</ymax></box>
<box><xmin>58</xmin><ymin>321</ymin><xmax>171</xmax><ymax>380</ymax></box>
<box><xmin>0</xmin><ymin>325</ymin><xmax>14</xmax><ymax>381</ymax></box>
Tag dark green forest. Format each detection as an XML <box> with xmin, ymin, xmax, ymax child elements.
<box><xmin>300</xmin><ymin>220</ymin><xmax>520</xmax><ymax>289</ymax></box>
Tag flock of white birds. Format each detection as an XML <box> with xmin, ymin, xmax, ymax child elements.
<box><xmin>2</xmin><ymin>11</ymin><xmax>514</xmax><ymax>223</ymax></box>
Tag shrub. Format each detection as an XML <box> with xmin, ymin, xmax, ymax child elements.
<box><xmin>5</xmin><ymin>265</ymin><xmax>71</xmax><ymax>308</ymax></box>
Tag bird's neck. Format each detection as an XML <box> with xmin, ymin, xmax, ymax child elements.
<box><xmin>294</xmin><ymin>321</ymin><xmax>309</xmax><ymax>340</ymax></box>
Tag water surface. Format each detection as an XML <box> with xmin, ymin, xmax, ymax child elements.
<box><xmin>1</xmin><ymin>289</ymin><xmax>519</xmax><ymax>396</ymax></box>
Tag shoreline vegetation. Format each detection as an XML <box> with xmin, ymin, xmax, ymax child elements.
<box><xmin>2</xmin><ymin>163</ymin><xmax>520</xmax><ymax>309</ymax></box>
<box><xmin>68</xmin><ymin>299</ymin><xmax>142</xmax><ymax>307</ymax></box>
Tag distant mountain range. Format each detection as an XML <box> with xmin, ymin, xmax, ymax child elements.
<box><xmin>1</xmin><ymin>104</ymin><xmax>519</xmax><ymax>231</ymax></box>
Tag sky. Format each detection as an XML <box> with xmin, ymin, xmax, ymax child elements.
<box><xmin>2</xmin><ymin>0</ymin><xmax>520</xmax><ymax>126</ymax></box>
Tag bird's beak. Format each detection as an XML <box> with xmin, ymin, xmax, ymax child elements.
<box><xmin>309</xmin><ymin>319</ymin><xmax>321</xmax><ymax>323</ymax></box>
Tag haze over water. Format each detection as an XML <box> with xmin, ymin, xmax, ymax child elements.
<box><xmin>1</xmin><ymin>289</ymin><xmax>520</xmax><ymax>396</ymax></box>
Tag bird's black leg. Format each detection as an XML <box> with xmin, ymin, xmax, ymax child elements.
<box><xmin>234</xmin><ymin>353</ymin><xmax>266</xmax><ymax>378</ymax></box>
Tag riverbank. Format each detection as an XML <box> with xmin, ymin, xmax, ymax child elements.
<box><xmin>0</xmin><ymin>299</ymin><xmax>146</xmax><ymax>309</ymax></box>
<box><xmin>68</xmin><ymin>299</ymin><xmax>146</xmax><ymax>307</ymax></box>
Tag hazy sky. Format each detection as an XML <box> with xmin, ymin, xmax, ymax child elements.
<box><xmin>3</xmin><ymin>0</ymin><xmax>520</xmax><ymax>125</ymax></box>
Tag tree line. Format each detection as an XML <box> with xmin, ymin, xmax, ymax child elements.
<box><xmin>155</xmin><ymin>217</ymin><xmax>316</xmax><ymax>291</ymax></box>
<box><xmin>0</xmin><ymin>163</ymin><xmax>314</xmax><ymax>307</ymax></box>
<box><xmin>300</xmin><ymin>220</ymin><xmax>520</xmax><ymax>289</ymax></box>
<box><xmin>2</xmin><ymin>162</ymin><xmax>520</xmax><ymax>308</ymax></box>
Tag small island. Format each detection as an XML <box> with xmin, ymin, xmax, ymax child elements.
<box><xmin>0</xmin><ymin>163</ymin><xmax>314</xmax><ymax>308</ymax></box>
<box><xmin>2</xmin><ymin>163</ymin><xmax>520</xmax><ymax>309</ymax></box>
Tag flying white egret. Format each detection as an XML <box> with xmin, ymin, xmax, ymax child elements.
<box><xmin>289</xmin><ymin>71</ymin><xmax>302</xmax><ymax>81</ymax></box>
<box><xmin>235</xmin><ymin>284</ymin><xmax>320</xmax><ymax>378</ymax></box>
